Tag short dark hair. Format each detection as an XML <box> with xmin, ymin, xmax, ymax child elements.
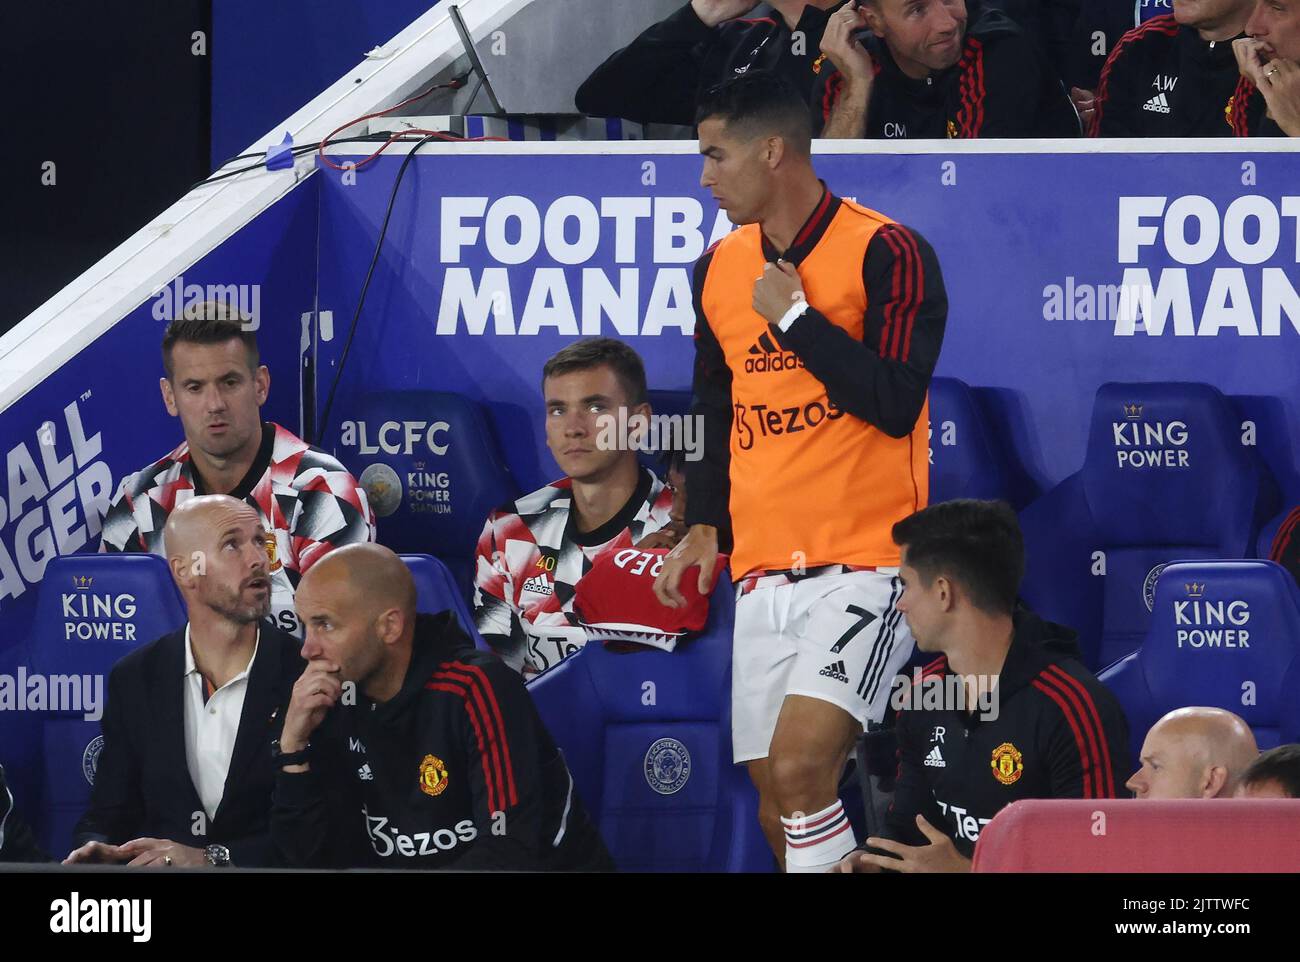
<box><xmin>659</xmin><ymin>446</ymin><xmax>687</xmax><ymax>476</ymax></box>
<box><xmin>541</xmin><ymin>338</ymin><xmax>648</xmax><ymax>406</ymax></box>
<box><xmin>695</xmin><ymin>71</ymin><xmax>813</xmax><ymax>156</ymax></box>
<box><xmin>891</xmin><ymin>500</ymin><xmax>1024</xmax><ymax>615</ymax></box>
<box><xmin>1240</xmin><ymin>744</ymin><xmax>1300</xmax><ymax>798</ymax></box>
<box><xmin>161</xmin><ymin>301</ymin><xmax>259</xmax><ymax>379</ymax></box>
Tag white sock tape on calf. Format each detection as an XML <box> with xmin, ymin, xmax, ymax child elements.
<box><xmin>781</xmin><ymin>799</ymin><xmax>856</xmax><ymax>872</ymax></box>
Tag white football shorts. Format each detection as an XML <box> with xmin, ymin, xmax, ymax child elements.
<box><xmin>731</xmin><ymin>566</ymin><xmax>914</xmax><ymax>763</ymax></box>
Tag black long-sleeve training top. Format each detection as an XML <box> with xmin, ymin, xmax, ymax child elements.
<box><xmin>876</xmin><ymin>608</ymin><xmax>1130</xmax><ymax>860</ymax></box>
<box><xmin>272</xmin><ymin>612</ymin><xmax>612</xmax><ymax>870</ymax></box>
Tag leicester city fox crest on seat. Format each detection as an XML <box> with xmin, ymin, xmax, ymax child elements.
<box><xmin>644</xmin><ymin>737</ymin><xmax>691</xmax><ymax>795</ymax></box>
<box><xmin>359</xmin><ymin>462</ymin><xmax>403</xmax><ymax>518</ymax></box>
<box><xmin>1144</xmin><ymin>563</ymin><xmax>1169</xmax><ymax>612</ymax></box>
<box><xmin>82</xmin><ymin>734</ymin><xmax>103</xmax><ymax>785</ymax></box>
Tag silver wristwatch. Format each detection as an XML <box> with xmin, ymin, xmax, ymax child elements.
<box><xmin>204</xmin><ymin>843</ymin><xmax>231</xmax><ymax>867</ymax></box>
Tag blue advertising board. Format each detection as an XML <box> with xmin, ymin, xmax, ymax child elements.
<box><xmin>4</xmin><ymin>143</ymin><xmax>1300</xmax><ymax>826</ymax></box>
<box><xmin>312</xmin><ymin>145</ymin><xmax>1300</xmax><ymax>511</ymax></box>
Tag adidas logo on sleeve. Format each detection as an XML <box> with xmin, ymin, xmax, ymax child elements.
<box><xmin>924</xmin><ymin>745</ymin><xmax>946</xmax><ymax>768</ymax></box>
<box><xmin>1142</xmin><ymin>92</ymin><xmax>1172</xmax><ymax>113</ymax></box>
<box><xmin>818</xmin><ymin>660</ymin><xmax>849</xmax><ymax>683</ymax></box>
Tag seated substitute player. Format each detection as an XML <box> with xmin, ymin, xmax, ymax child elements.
<box><xmin>1126</xmin><ymin>707</ymin><xmax>1259</xmax><ymax>799</ymax></box>
<box><xmin>272</xmin><ymin>544</ymin><xmax>612</xmax><ymax>870</ymax></box>
<box><xmin>1229</xmin><ymin>0</ymin><xmax>1300</xmax><ymax>134</ymax></box>
<box><xmin>833</xmin><ymin>500</ymin><xmax>1130</xmax><ymax>873</ymax></box>
<box><xmin>67</xmin><ymin>496</ymin><xmax>305</xmax><ymax>868</ymax></box>
<box><xmin>1089</xmin><ymin>0</ymin><xmax>1253</xmax><ymax>137</ymax></box>
<box><xmin>575</xmin><ymin>1</ymin><xmax>849</xmax><ymax>126</ymax></box>
<box><xmin>473</xmin><ymin>338</ymin><xmax>676</xmax><ymax>678</ymax></box>
<box><xmin>1236</xmin><ymin>743</ymin><xmax>1300</xmax><ymax>798</ymax></box>
<box><xmin>654</xmin><ymin>71</ymin><xmax>948</xmax><ymax>872</ymax></box>
<box><xmin>99</xmin><ymin>302</ymin><xmax>376</xmax><ymax>635</ymax></box>
<box><xmin>815</xmin><ymin>0</ymin><xmax>1079</xmax><ymax>138</ymax></box>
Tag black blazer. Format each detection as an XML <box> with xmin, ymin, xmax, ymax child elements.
<box><xmin>73</xmin><ymin>622</ymin><xmax>304</xmax><ymax>866</ymax></box>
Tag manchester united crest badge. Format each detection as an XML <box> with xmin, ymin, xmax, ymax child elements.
<box><xmin>419</xmin><ymin>753</ymin><xmax>449</xmax><ymax>797</ymax></box>
<box><xmin>990</xmin><ymin>742</ymin><xmax>1024</xmax><ymax>785</ymax></box>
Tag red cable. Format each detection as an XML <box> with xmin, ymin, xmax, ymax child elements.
<box><xmin>320</xmin><ymin>128</ymin><xmax>507</xmax><ymax>172</ymax></box>
<box><xmin>317</xmin><ymin>77</ymin><xmax>508</xmax><ymax>171</ymax></box>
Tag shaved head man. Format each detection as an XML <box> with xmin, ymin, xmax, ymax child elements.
<box><xmin>68</xmin><ymin>495</ymin><xmax>305</xmax><ymax>868</ymax></box>
<box><xmin>165</xmin><ymin>495</ymin><xmax>274</xmax><ymax>626</ymax></box>
<box><xmin>273</xmin><ymin>544</ymin><xmax>612</xmax><ymax>871</ymax></box>
<box><xmin>1127</xmin><ymin>707</ymin><xmax>1260</xmax><ymax>800</ymax></box>
<box><xmin>292</xmin><ymin>543</ymin><xmax>418</xmax><ymax>702</ymax></box>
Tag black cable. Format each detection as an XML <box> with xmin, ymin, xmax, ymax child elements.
<box><xmin>315</xmin><ymin>132</ymin><xmax>441</xmax><ymax>445</ymax></box>
<box><xmin>188</xmin><ymin>137</ymin><xmax>383</xmax><ymax>191</ymax></box>
<box><xmin>193</xmin><ymin>72</ymin><xmax>473</xmax><ymax>190</ymax></box>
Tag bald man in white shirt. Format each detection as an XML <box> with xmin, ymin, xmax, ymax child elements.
<box><xmin>66</xmin><ymin>495</ymin><xmax>304</xmax><ymax>867</ymax></box>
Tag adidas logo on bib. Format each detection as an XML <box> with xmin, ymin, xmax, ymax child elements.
<box><xmin>1143</xmin><ymin>92</ymin><xmax>1171</xmax><ymax>114</ymax></box>
<box><xmin>924</xmin><ymin>746</ymin><xmax>946</xmax><ymax>768</ymax></box>
<box><xmin>521</xmin><ymin>574</ymin><xmax>553</xmax><ymax>597</ymax></box>
<box><xmin>819</xmin><ymin>660</ymin><xmax>849</xmax><ymax>683</ymax></box>
<box><xmin>745</xmin><ymin>330</ymin><xmax>805</xmax><ymax>374</ymax></box>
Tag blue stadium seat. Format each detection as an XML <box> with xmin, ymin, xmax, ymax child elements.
<box><xmin>27</xmin><ymin>554</ymin><xmax>187</xmax><ymax>856</ymax></box>
<box><xmin>1099</xmin><ymin>561</ymin><xmax>1300</xmax><ymax>770</ymax></box>
<box><xmin>1020</xmin><ymin>383</ymin><xmax>1278</xmax><ymax>670</ymax></box>
<box><xmin>399</xmin><ymin>553</ymin><xmax>489</xmax><ymax>651</ymax></box>
<box><xmin>527</xmin><ymin>568</ymin><xmax>774</xmax><ymax>872</ymax></box>
<box><xmin>927</xmin><ymin>376</ymin><xmax>1011</xmax><ymax>503</ymax></box>
<box><xmin>333</xmin><ymin>391</ymin><xmax>518</xmax><ymax>592</ymax></box>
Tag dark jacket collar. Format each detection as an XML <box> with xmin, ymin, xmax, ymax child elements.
<box><xmin>1177</xmin><ymin>24</ymin><xmax>1245</xmax><ymax>67</ymax></box>
<box><xmin>929</xmin><ymin>605</ymin><xmax>1083</xmax><ymax>703</ymax></box>
<box><xmin>368</xmin><ymin>612</ymin><xmax>475</xmax><ymax>725</ymax></box>
<box><xmin>988</xmin><ymin>605</ymin><xmax>1083</xmax><ymax>700</ymax></box>
<box><xmin>214</xmin><ymin>623</ymin><xmax>302</xmax><ymax>820</ymax></box>
<box><xmin>148</xmin><ymin>631</ymin><xmax>202</xmax><ymax>813</ymax></box>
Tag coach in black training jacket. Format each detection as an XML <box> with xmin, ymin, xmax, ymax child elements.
<box><xmin>880</xmin><ymin>608</ymin><xmax>1129</xmax><ymax>861</ymax></box>
<box><xmin>1091</xmin><ymin>10</ymin><xmax>1251</xmax><ymax>137</ymax></box>
<box><xmin>273</xmin><ymin>544</ymin><xmax>611</xmax><ymax>871</ymax></box>
<box><xmin>816</xmin><ymin>0</ymin><xmax>1079</xmax><ymax>138</ymax></box>
<box><xmin>835</xmin><ymin>501</ymin><xmax>1128</xmax><ymax>873</ymax></box>
<box><xmin>576</xmin><ymin>1</ymin><xmax>848</xmax><ymax>125</ymax></box>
